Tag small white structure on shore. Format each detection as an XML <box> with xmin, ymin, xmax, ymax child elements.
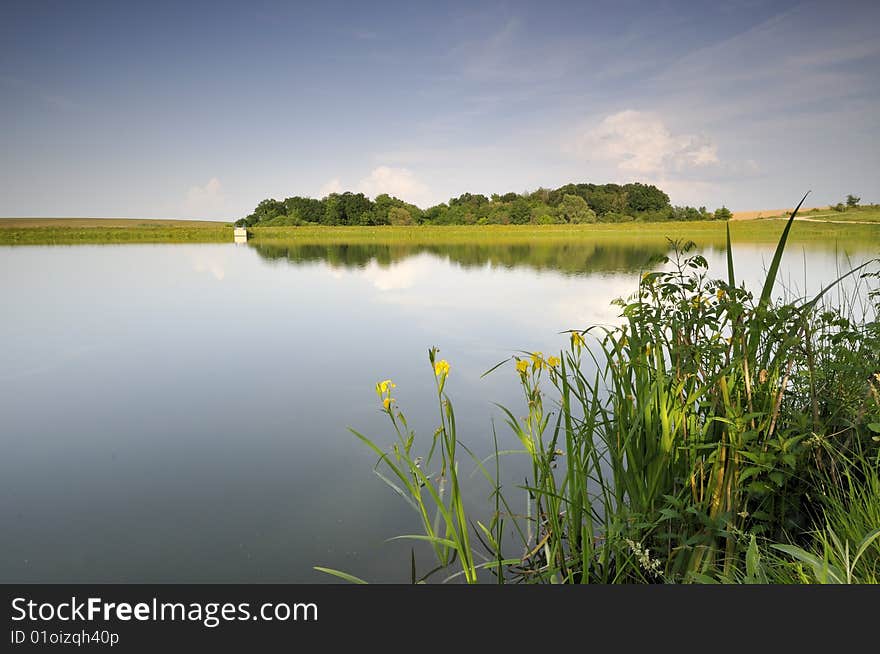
<box><xmin>234</xmin><ymin>227</ymin><xmax>248</xmax><ymax>243</ymax></box>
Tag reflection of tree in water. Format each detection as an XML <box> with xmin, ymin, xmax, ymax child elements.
<box><xmin>250</xmin><ymin>240</ymin><xmax>674</xmax><ymax>275</ymax></box>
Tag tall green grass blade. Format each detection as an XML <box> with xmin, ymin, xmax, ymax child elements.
<box><xmin>388</xmin><ymin>534</ymin><xmax>459</xmax><ymax>549</ymax></box>
<box><xmin>725</xmin><ymin>221</ymin><xmax>735</xmax><ymax>289</ymax></box>
<box><xmin>313</xmin><ymin>567</ymin><xmax>369</xmax><ymax>584</ymax></box>
<box><xmin>758</xmin><ymin>191</ymin><xmax>809</xmax><ymax>310</ymax></box>
<box><xmin>770</xmin><ymin>544</ymin><xmax>846</xmax><ymax>584</ymax></box>
<box><xmin>852</xmin><ymin>528</ymin><xmax>880</xmax><ymax>570</ymax></box>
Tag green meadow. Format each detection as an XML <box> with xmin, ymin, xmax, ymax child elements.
<box><xmin>250</xmin><ymin>218</ymin><xmax>880</xmax><ymax>246</ymax></box>
<box><xmin>4</xmin><ymin>216</ymin><xmax>880</xmax><ymax>248</ymax></box>
<box><xmin>794</xmin><ymin>205</ymin><xmax>880</xmax><ymax>223</ymax></box>
<box><xmin>0</xmin><ymin>218</ymin><xmax>233</xmax><ymax>245</ymax></box>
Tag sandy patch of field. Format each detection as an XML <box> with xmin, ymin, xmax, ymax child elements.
<box><xmin>731</xmin><ymin>207</ymin><xmax>828</xmax><ymax>221</ymax></box>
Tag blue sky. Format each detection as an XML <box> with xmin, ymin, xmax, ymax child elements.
<box><xmin>1</xmin><ymin>0</ymin><xmax>878</xmax><ymax>219</ymax></box>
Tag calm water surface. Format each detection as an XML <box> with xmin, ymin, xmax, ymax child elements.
<box><xmin>0</xmin><ymin>237</ymin><xmax>875</xmax><ymax>581</ymax></box>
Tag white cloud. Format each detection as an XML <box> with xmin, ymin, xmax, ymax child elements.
<box><xmin>317</xmin><ymin>178</ymin><xmax>343</xmax><ymax>198</ymax></box>
<box><xmin>324</xmin><ymin>254</ymin><xmax>434</xmax><ymax>292</ymax></box>
<box><xmin>649</xmin><ymin>179</ymin><xmax>722</xmax><ymax>208</ymax></box>
<box><xmin>182</xmin><ymin>178</ymin><xmax>227</xmax><ymax>218</ymax></box>
<box><xmin>357</xmin><ymin>166</ymin><xmax>431</xmax><ymax>205</ymax></box>
<box><xmin>573</xmin><ymin>110</ymin><xmax>719</xmax><ymax>175</ymax></box>
<box><xmin>360</xmin><ymin>257</ymin><xmax>429</xmax><ymax>292</ymax></box>
<box><xmin>192</xmin><ymin>256</ymin><xmax>226</xmax><ymax>281</ymax></box>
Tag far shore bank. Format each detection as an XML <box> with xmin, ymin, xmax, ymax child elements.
<box><xmin>2</xmin><ymin>215</ymin><xmax>879</xmax><ymax>247</ymax></box>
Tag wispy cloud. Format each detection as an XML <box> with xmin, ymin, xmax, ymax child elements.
<box><xmin>357</xmin><ymin>166</ymin><xmax>431</xmax><ymax>205</ymax></box>
<box><xmin>317</xmin><ymin>178</ymin><xmax>343</xmax><ymax>198</ymax></box>
<box><xmin>649</xmin><ymin>0</ymin><xmax>880</xmax><ymax>123</ymax></box>
<box><xmin>572</xmin><ymin>110</ymin><xmax>719</xmax><ymax>175</ymax></box>
<box><xmin>182</xmin><ymin>178</ymin><xmax>227</xmax><ymax>218</ymax></box>
<box><xmin>450</xmin><ymin>17</ymin><xmax>589</xmax><ymax>85</ymax></box>
<box><xmin>0</xmin><ymin>75</ymin><xmax>81</xmax><ymax>111</ymax></box>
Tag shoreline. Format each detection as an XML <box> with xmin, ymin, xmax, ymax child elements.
<box><xmin>2</xmin><ymin>216</ymin><xmax>879</xmax><ymax>247</ymax></box>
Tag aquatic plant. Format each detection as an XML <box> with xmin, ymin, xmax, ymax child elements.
<box><xmin>319</xmin><ymin>195</ymin><xmax>880</xmax><ymax>583</ymax></box>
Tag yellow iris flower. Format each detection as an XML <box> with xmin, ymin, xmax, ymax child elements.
<box><xmin>376</xmin><ymin>379</ymin><xmax>396</xmax><ymax>394</ymax></box>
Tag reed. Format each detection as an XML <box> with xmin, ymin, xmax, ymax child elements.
<box><xmin>320</xmin><ymin>196</ymin><xmax>880</xmax><ymax>583</ymax></box>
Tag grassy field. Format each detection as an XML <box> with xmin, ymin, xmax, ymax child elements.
<box><xmin>249</xmin><ymin>219</ymin><xmax>880</xmax><ymax>248</ymax></box>
<box><xmin>794</xmin><ymin>205</ymin><xmax>880</xmax><ymax>223</ymax></box>
<box><xmin>3</xmin><ymin>215</ymin><xmax>880</xmax><ymax>247</ymax></box>
<box><xmin>0</xmin><ymin>218</ymin><xmax>233</xmax><ymax>244</ymax></box>
<box><xmin>738</xmin><ymin>205</ymin><xmax>880</xmax><ymax>223</ymax></box>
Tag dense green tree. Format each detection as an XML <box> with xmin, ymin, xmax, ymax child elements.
<box><xmin>559</xmin><ymin>194</ymin><xmax>597</xmax><ymax>224</ymax></box>
<box><xmin>421</xmin><ymin>204</ymin><xmax>448</xmax><ymax>224</ymax></box>
<box><xmin>714</xmin><ymin>206</ymin><xmax>733</xmax><ymax>221</ymax></box>
<box><xmin>449</xmin><ymin>192</ymin><xmax>489</xmax><ymax>208</ymax></box>
<box><xmin>388</xmin><ymin>206</ymin><xmax>414</xmax><ymax>225</ymax></box>
<box><xmin>339</xmin><ymin>192</ymin><xmax>373</xmax><ymax>225</ymax></box>
<box><xmin>322</xmin><ymin>194</ymin><xmax>344</xmax><ymax>225</ymax></box>
<box><xmin>623</xmin><ymin>183</ymin><xmax>670</xmax><ymax>212</ymax></box>
<box><xmin>238</xmin><ymin>180</ymin><xmax>733</xmax><ymax>229</ymax></box>
<box><xmin>846</xmin><ymin>194</ymin><xmax>861</xmax><ymax>208</ymax></box>
<box><xmin>284</xmin><ymin>196</ymin><xmax>324</xmax><ymax>223</ymax></box>
<box><xmin>254</xmin><ymin>198</ymin><xmax>286</xmax><ymax>221</ymax></box>
<box><xmin>509</xmin><ymin>197</ymin><xmax>532</xmax><ymax>224</ymax></box>
<box><xmin>583</xmin><ymin>187</ymin><xmax>618</xmax><ymax>215</ymax></box>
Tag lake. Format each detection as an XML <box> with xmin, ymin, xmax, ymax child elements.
<box><xmin>1</xmin><ymin>233</ymin><xmax>877</xmax><ymax>582</ymax></box>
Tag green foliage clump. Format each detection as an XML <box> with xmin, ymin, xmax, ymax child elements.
<box><xmin>715</xmin><ymin>206</ymin><xmax>733</xmax><ymax>221</ymax></box>
<box><xmin>236</xmin><ymin>181</ymin><xmax>730</xmax><ymax>228</ymax></box>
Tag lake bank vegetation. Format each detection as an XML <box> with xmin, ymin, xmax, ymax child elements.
<box><xmin>236</xmin><ymin>182</ymin><xmax>731</xmax><ymax>228</ymax></box>
<box><xmin>249</xmin><ymin>218</ymin><xmax>880</xmax><ymax>245</ymax></box>
<box><xmin>0</xmin><ymin>218</ymin><xmax>233</xmax><ymax>245</ymax></box>
<box><xmin>323</xmin><ymin>199</ymin><xmax>880</xmax><ymax>584</ymax></box>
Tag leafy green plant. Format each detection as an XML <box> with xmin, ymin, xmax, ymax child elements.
<box><xmin>322</xmin><ymin>196</ymin><xmax>880</xmax><ymax>584</ymax></box>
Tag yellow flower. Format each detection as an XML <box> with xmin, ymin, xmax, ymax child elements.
<box><xmin>376</xmin><ymin>379</ymin><xmax>396</xmax><ymax>394</ymax></box>
<box><xmin>383</xmin><ymin>397</ymin><xmax>395</xmax><ymax>410</ymax></box>
<box><xmin>547</xmin><ymin>356</ymin><xmax>561</xmax><ymax>368</ymax></box>
<box><xmin>570</xmin><ymin>332</ymin><xmax>586</xmax><ymax>352</ymax></box>
<box><xmin>531</xmin><ymin>351</ymin><xmax>543</xmax><ymax>370</ymax></box>
<box><xmin>716</xmin><ymin>288</ymin><xmax>726</xmax><ymax>300</ymax></box>
<box><xmin>434</xmin><ymin>359</ymin><xmax>450</xmax><ymax>377</ymax></box>
<box><xmin>515</xmin><ymin>359</ymin><xmax>529</xmax><ymax>375</ymax></box>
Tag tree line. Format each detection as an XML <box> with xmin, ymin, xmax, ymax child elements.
<box><xmin>235</xmin><ymin>182</ymin><xmax>732</xmax><ymax>227</ymax></box>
